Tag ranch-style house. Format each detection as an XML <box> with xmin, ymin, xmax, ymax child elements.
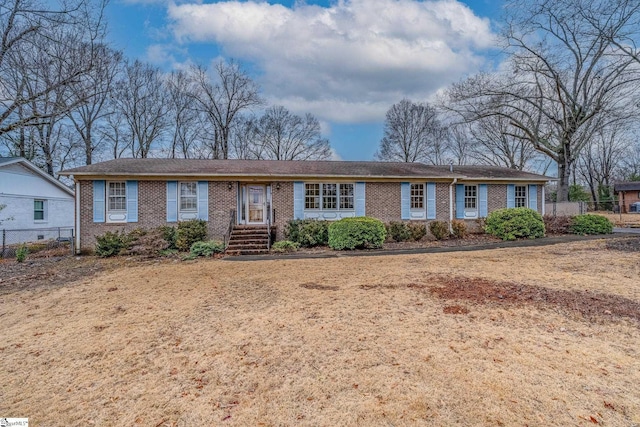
<box><xmin>60</xmin><ymin>159</ymin><xmax>551</xmax><ymax>253</ymax></box>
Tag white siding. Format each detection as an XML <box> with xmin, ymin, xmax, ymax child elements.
<box><xmin>0</xmin><ymin>163</ymin><xmax>74</xmax><ymax>232</ymax></box>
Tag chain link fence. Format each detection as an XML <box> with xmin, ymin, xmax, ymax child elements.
<box><xmin>1</xmin><ymin>227</ymin><xmax>74</xmax><ymax>258</ymax></box>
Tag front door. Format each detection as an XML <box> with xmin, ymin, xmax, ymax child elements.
<box><xmin>247</xmin><ymin>185</ymin><xmax>266</xmax><ymax>224</ymax></box>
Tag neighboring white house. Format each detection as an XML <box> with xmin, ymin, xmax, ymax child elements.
<box><xmin>0</xmin><ymin>157</ymin><xmax>74</xmax><ymax>244</ymax></box>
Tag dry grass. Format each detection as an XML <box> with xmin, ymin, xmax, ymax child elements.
<box><xmin>593</xmin><ymin>211</ymin><xmax>640</xmax><ymax>227</ymax></box>
<box><xmin>1</xmin><ymin>239</ymin><xmax>640</xmax><ymax>426</ymax></box>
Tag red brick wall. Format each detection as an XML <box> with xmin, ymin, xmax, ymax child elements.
<box><xmin>365</xmin><ymin>182</ymin><xmax>401</xmax><ymax>223</ymax></box>
<box><xmin>209</xmin><ymin>181</ymin><xmax>237</xmax><ymax>240</ymax></box>
<box><xmin>620</xmin><ymin>190</ymin><xmax>640</xmax><ymax>213</ymax></box>
<box><xmin>78</xmin><ymin>179</ymin><xmax>546</xmax><ymax>249</ymax></box>
<box><xmin>272</xmin><ymin>182</ymin><xmax>294</xmax><ymax>240</ymax></box>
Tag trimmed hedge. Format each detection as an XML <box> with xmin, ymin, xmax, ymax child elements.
<box><xmin>285</xmin><ymin>219</ymin><xmax>329</xmax><ymax>247</ymax></box>
<box><xmin>189</xmin><ymin>240</ymin><xmax>224</xmax><ymax>257</ymax></box>
<box><xmin>485</xmin><ymin>207</ymin><xmax>545</xmax><ymax>241</ymax></box>
<box><xmin>328</xmin><ymin>217</ymin><xmax>387</xmax><ymax>250</ymax></box>
<box><xmin>271</xmin><ymin>240</ymin><xmax>300</xmax><ymax>253</ymax></box>
<box><xmin>429</xmin><ymin>220</ymin><xmax>449</xmax><ymax>240</ymax></box>
<box><xmin>570</xmin><ymin>214</ymin><xmax>613</xmax><ymax>235</ymax></box>
<box><xmin>450</xmin><ymin>219</ymin><xmax>468</xmax><ymax>239</ymax></box>
<box><xmin>388</xmin><ymin>222</ymin><xmax>411</xmax><ymax>242</ymax></box>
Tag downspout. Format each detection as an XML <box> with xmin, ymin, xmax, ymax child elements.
<box><xmin>449</xmin><ymin>178</ymin><xmax>457</xmax><ymax>234</ymax></box>
<box><xmin>541</xmin><ymin>185</ymin><xmax>545</xmax><ymax>216</ymax></box>
<box><xmin>75</xmin><ymin>180</ymin><xmax>81</xmax><ymax>254</ymax></box>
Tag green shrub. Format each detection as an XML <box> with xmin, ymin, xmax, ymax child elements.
<box><xmin>271</xmin><ymin>240</ymin><xmax>300</xmax><ymax>253</ymax></box>
<box><xmin>388</xmin><ymin>222</ymin><xmax>411</xmax><ymax>242</ymax></box>
<box><xmin>543</xmin><ymin>215</ymin><xmax>573</xmax><ymax>234</ymax></box>
<box><xmin>158</xmin><ymin>225</ymin><xmax>177</xmax><ymax>249</ymax></box>
<box><xmin>570</xmin><ymin>214</ymin><xmax>613</xmax><ymax>235</ymax></box>
<box><xmin>176</xmin><ymin>219</ymin><xmax>207</xmax><ymax>251</ymax></box>
<box><xmin>407</xmin><ymin>222</ymin><xmax>427</xmax><ymax>241</ymax></box>
<box><xmin>189</xmin><ymin>240</ymin><xmax>224</xmax><ymax>257</ymax></box>
<box><xmin>485</xmin><ymin>208</ymin><xmax>545</xmax><ymax>241</ymax></box>
<box><xmin>285</xmin><ymin>219</ymin><xmax>329</xmax><ymax>247</ymax></box>
<box><xmin>450</xmin><ymin>219</ymin><xmax>468</xmax><ymax>239</ymax></box>
<box><xmin>328</xmin><ymin>217</ymin><xmax>386</xmax><ymax>250</ymax></box>
<box><xmin>95</xmin><ymin>231</ymin><xmax>127</xmax><ymax>257</ymax></box>
<box><xmin>429</xmin><ymin>220</ymin><xmax>449</xmax><ymax>240</ymax></box>
<box><xmin>16</xmin><ymin>245</ymin><xmax>28</xmax><ymax>262</ymax></box>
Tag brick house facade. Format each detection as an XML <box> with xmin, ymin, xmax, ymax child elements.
<box><xmin>614</xmin><ymin>182</ymin><xmax>640</xmax><ymax>213</ymax></box>
<box><xmin>61</xmin><ymin>159</ymin><xmax>550</xmax><ymax>252</ymax></box>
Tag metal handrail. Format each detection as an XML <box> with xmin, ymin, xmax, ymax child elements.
<box><xmin>225</xmin><ymin>209</ymin><xmax>236</xmax><ymax>249</ymax></box>
<box><xmin>266</xmin><ymin>206</ymin><xmax>271</xmax><ymax>250</ymax></box>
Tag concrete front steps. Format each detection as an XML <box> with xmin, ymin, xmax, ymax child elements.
<box><xmin>225</xmin><ymin>225</ymin><xmax>271</xmax><ymax>256</ymax></box>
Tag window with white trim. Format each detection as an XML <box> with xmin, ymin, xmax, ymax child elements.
<box><xmin>515</xmin><ymin>185</ymin><xmax>527</xmax><ymax>208</ymax></box>
<box><xmin>410</xmin><ymin>183</ymin><xmax>424</xmax><ymax>209</ymax></box>
<box><xmin>340</xmin><ymin>184</ymin><xmax>354</xmax><ymax>209</ymax></box>
<box><xmin>34</xmin><ymin>199</ymin><xmax>46</xmax><ymax>221</ymax></box>
<box><xmin>108</xmin><ymin>182</ymin><xmax>126</xmax><ymax>212</ymax></box>
<box><xmin>304</xmin><ymin>183</ymin><xmax>355</xmax><ymax>210</ymax></box>
<box><xmin>465</xmin><ymin>185</ymin><xmax>477</xmax><ymax>209</ymax></box>
<box><xmin>305</xmin><ymin>183</ymin><xmax>320</xmax><ymax>209</ymax></box>
<box><xmin>323</xmin><ymin>184</ymin><xmax>337</xmax><ymax>209</ymax></box>
<box><xmin>179</xmin><ymin>182</ymin><xmax>197</xmax><ymax>213</ymax></box>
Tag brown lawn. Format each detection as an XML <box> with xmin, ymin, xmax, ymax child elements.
<box><xmin>1</xmin><ymin>238</ymin><xmax>639</xmax><ymax>426</ymax></box>
<box><xmin>594</xmin><ymin>211</ymin><xmax>640</xmax><ymax>227</ymax></box>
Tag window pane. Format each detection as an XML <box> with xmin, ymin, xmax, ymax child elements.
<box><xmin>305</xmin><ymin>183</ymin><xmax>320</xmax><ymax>209</ymax></box>
<box><xmin>515</xmin><ymin>185</ymin><xmax>527</xmax><ymax>208</ymax></box>
<box><xmin>465</xmin><ymin>185</ymin><xmax>477</xmax><ymax>209</ymax></box>
<box><xmin>34</xmin><ymin>200</ymin><xmax>44</xmax><ymax>220</ymax></box>
<box><xmin>108</xmin><ymin>182</ymin><xmax>126</xmax><ymax>211</ymax></box>
<box><xmin>180</xmin><ymin>182</ymin><xmax>197</xmax><ymax>211</ymax></box>
<box><xmin>323</xmin><ymin>184</ymin><xmax>337</xmax><ymax>209</ymax></box>
<box><xmin>339</xmin><ymin>184</ymin><xmax>354</xmax><ymax>210</ymax></box>
<box><xmin>411</xmin><ymin>184</ymin><xmax>424</xmax><ymax>209</ymax></box>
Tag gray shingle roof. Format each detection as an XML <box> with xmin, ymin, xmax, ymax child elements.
<box><xmin>614</xmin><ymin>181</ymin><xmax>640</xmax><ymax>192</ymax></box>
<box><xmin>60</xmin><ymin>158</ymin><xmax>551</xmax><ymax>181</ymax></box>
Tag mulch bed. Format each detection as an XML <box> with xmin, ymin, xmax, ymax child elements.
<box><xmin>428</xmin><ymin>275</ymin><xmax>640</xmax><ymax>324</ymax></box>
<box><xmin>606</xmin><ymin>236</ymin><xmax>640</xmax><ymax>252</ymax></box>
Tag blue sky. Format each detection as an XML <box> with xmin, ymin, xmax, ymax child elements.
<box><xmin>105</xmin><ymin>0</ymin><xmax>503</xmax><ymax>160</ymax></box>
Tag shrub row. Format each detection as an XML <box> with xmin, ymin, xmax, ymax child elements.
<box><xmin>95</xmin><ymin>219</ymin><xmax>210</xmax><ymax>257</ymax></box>
<box><xmin>387</xmin><ymin>221</ymin><xmax>427</xmax><ymax>242</ymax></box>
<box><xmin>285</xmin><ymin>219</ymin><xmax>328</xmax><ymax>247</ymax></box>
<box><xmin>543</xmin><ymin>214</ymin><xmax>614</xmax><ymax>235</ymax></box>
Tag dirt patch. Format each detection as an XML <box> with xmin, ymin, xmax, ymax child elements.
<box><xmin>0</xmin><ymin>254</ymin><xmax>154</xmax><ymax>295</ymax></box>
<box><xmin>429</xmin><ymin>275</ymin><xmax>640</xmax><ymax>324</ymax></box>
<box><xmin>443</xmin><ymin>305</ymin><xmax>470</xmax><ymax>315</ymax></box>
<box><xmin>606</xmin><ymin>236</ymin><xmax>640</xmax><ymax>252</ymax></box>
<box><xmin>300</xmin><ymin>283</ymin><xmax>339</xmax><ymax>291</ymax></box>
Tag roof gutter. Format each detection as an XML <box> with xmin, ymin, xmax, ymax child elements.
<box><xmin>449</xmin><ymin>178</ymin><xmax>457</xmax><ymax>233</ymax></box>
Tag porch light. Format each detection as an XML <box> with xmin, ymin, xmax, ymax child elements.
<box><xmin>228</xmin><ymin>182</ymin><xmax>233</xmax><ymax>190</ymax></box>
<box><xmin>276</xmin><ymin>183</ymin><xmax>281</xmax><ymax>190</ymax></box>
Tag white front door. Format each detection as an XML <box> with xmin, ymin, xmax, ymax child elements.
<box><xmin>247</xmin><ymin>185</ymin><xmax>266</xmax><ymax>224</ymax></box>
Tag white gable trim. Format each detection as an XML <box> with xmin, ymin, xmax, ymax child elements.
<box><xmin>0</xmin><ymin>157</ymin><xmax>74</xmax><ymax>197</ymax></box>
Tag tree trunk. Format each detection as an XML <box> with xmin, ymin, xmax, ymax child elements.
<box><xmin>557</xmin><ymin>159</ymin><xmax>570</xmax><ymax>202</ymax></box>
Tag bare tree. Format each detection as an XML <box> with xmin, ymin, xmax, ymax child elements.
<box><xmin>66</xmin><ymin>45</ymin><xmax>122</xmax><ymax>165</ymax></box>
<box><xmin>251</xmin><ymin>106</ymin><xmax>331</xmax><ymax>161</ymax></box>
<box><xmin>113</xmin><ymin>60</ymin><xmax>169</xmax><ymax>159</ymax></box>
<box><xmin>165</xmin><ymin>70</ymin><xmax>205</xmax><ymax>159</ymax></box>
<box><xmin>0</xmin><ymin>0</ymin><xmax>107</xmax><ymax>137</ymax></box>
<box><xmin>228</xmin><ymin>115</ymin><xmax>259</xmax><ymax>160</ymax></box>
<box><xmin>577</xmin><ymin>124</ymin><xmax>632</xmax><ymax>208</ymax></box>
<box><xmin>190</xmin><ymin>60</ymin><xmax>262</xmax><ymax>159</ymax></box>
<box><xmin>446</xmin><ymin>0</ymin><xmax>640</xmax><ymax>201</ymax></box>
<box><xmin>375</xmin><ymin>99</ymin><xmax>448</xmax><ymax>164</ymax></box>
<box><xmin>467</xmin><ymin>114</ymin><xmax>540</xmax><ymax>170</ymax></box>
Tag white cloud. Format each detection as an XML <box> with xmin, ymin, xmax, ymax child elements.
<box><xmin>168</xmin><ymin>0</ymin><xmax>496</xmax><ymax>122</ymax></box>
